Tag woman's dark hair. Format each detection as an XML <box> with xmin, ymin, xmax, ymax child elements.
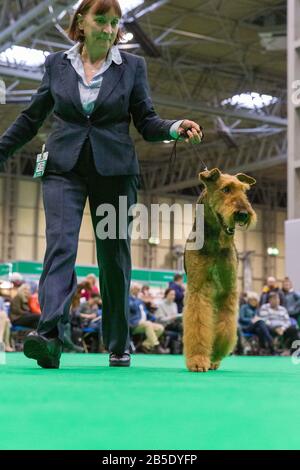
<box><xmin>66</xmin><ymin>0</ymin><xmax>124</xmax><ymax>49</ymax></box>
<box><xmin>71</xmin><ymin>281</ymin><xmax>92</xmax><ymax>309</ymax></box>
<box><xmin>164</xmin><ymin>288</ymin><xmax>175</xmax><ymax>298</ymax></box>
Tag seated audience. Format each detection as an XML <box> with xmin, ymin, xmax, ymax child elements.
<box><xmin>0</xmin><ymin>296</ymin><xmax>13</xmax><ymax>352</ymax></box>
<box><xmin>70</xmin><ymin>288</ymin><xmax>102</xmax><ymax>352</ymax></box>
<box><xmin>129</xmin><ymin>284</ymin><xmax>168</xmax><ymax>354</ymax></box>
<box><xmin>259</xmin><ymin>292</ymin><xmax>299</xmax><ymax>352</ymax></box>
<box><xmin>260</xmin><ymin>276</ymin><xmax>285</xmax><ymax>306</ymax></box>
<box><xmin>239</xmin><ymin>292</ymin><xmax>274</xmax><ymax>353</ymax></box>
<box><xmin>9</xmin><ymin>283</ymin><xmax>39</xmax><ymax>329</ymax></box>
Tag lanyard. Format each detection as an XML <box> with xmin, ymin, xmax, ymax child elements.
<box><xmin>168</xmin><ymin>126</ymin><xmax>207</xmax><ymax>176</ymax></box>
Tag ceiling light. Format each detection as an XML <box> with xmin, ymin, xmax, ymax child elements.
<box><xmin>221</xmin><ymin>92</ymin><xmax>278</xmax><ymax>110</ymax></box>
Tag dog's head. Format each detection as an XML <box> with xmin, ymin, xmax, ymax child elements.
<box><xmin>198</xmin><ymin>168</ymin><xmax>257</xmax><ymax>236</ymax></box>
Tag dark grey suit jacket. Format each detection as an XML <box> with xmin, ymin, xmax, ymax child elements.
<box><xmin>0</xmin><ymin>50</ymin><xmax>177</xmax><ymax>175</ymax></box>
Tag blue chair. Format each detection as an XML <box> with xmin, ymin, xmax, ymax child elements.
<box><xmin>240</xmin><ymin>330</ymin><xmax>260</xmax><ymax>355</ymax></box>
<box><xmin>11</xmin><ymin>325</ymin><xmax>31</xmax><ymax>333</ymax></box>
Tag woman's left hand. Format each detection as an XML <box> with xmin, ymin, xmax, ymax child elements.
<box><xmin>177</xmin><ymin>120</ymin><xmax>203</xmax><ymax>143</ymax></box>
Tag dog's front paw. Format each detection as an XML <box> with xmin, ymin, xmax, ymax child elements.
<box><xmin>186</xmin><ymin>355</ymin><xmax>210</xmax><ymax>372</ymax></box>
<box><xmin>209</xmin><ymin>361</ymin><xmax>221</xmax><ymax>371</ymax></box>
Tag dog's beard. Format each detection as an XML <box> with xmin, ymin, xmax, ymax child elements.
<box><xmin>216</xmin><ymin>213</ymin><xmax>235</xmax><ymax>236</ymax></box>
<box><xmin>216</xmin><ymin>212</ymin><xmax>254</xmax><ymax>236</ymax></box>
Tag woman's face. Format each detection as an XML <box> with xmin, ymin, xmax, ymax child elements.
<box><xmin>167</xmin><ymin>290</ymin><xmax>176</xmax><ymax>302</ymax></box>
<box><xmin>78</xmin><ymin>7</ymin><xmax>120</xmax><ymax>52</ymax></box>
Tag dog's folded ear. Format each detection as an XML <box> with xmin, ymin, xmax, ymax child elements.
<box><xmin>199</xmin><ymin>168</ymin><xmax>221</xmax><ymax>183</ymax></box>
<box><xmin>235</xmin><ymin>173</ymin><xmax>256</xmax><ymax>186</ymax></box>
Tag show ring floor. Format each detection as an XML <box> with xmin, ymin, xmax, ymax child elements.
<box><xmin>0</xmin><ymin>353</ymin><xmax>299</xmax><ymax>450</ymax></box>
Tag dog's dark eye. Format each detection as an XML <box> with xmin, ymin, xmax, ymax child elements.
<box><xmin>222</xmin><ymin>186</ymin><xmax>231</xmax><ymax>194</ymax></box>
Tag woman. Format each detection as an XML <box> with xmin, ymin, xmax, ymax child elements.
<box><xmin>239</xmin><ymin>292</ymin><xmax>274</xmax><ymax>354</ymax></box>
<box><xmin>0</xmin><ymin>0</ymin><xmax>202</xmax><ymax>369</ymax></box>
<box><xmin>155</xmin><ymin>288</ymin><xmax>182</xmax><ymax>352</ymax></box>
<box><xmin>155</xmin><ymin>288</ymin><xmax>179</xmax><ymax>326</ymax></box>
<box><xmin>9</xmin><ymin>284</ymin><xmax>40</xmax><ymax>330</ymax></box>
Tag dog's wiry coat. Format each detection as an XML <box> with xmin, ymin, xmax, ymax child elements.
<box><xmin>183</xmin><ymin>168</ymin><xmax>256</xmax><ymax>372</ymax></box>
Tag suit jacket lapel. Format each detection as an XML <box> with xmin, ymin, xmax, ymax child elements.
<box><xmin>59</xmin><ymin>54</ymin><xmax>126</xmax><ymax>117</ymax></box>
<box><xmin>59</xmin><ymin>56</ymin><xmax>85</xmax><ymax>116</ymax></box>
<box><xmin>91</xmin><ymin>60</ymin><xmax>125</xmax><ymax>115</ymax></box>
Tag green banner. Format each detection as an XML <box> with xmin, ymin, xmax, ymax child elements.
<box><xmin>0</xmin><ymin>263</ymin><xmax>12</xmax><ymax>276</ymax></box>
<box><xmin>0</xmin><ymin>261</ymin><xmax>186</xmax><ymax>287</ymax></box>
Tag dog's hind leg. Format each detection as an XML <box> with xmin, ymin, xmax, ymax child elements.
<box><xmin>183</xmin><ymin>287</ymin><xmax>214</xmax><ymax>372</ymax></box>
<box><xmin>210</xmin><ymin>294</ymin><xmax>238</xmax><ymax>369</ymax></box>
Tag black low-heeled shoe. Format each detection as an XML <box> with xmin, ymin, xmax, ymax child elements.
<box><xmin>109</xmin><ymin>351</ymin><xmax>131</xmax><ymax>367</ymax></box>
<box><xmin>24</xmin><ymin>331</ymin><xmax>62</xmax><ymax>369</ymax></box>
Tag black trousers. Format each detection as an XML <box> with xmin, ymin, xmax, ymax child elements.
<box><xmin>12</xmin><ymin>313</ymin><xmax>40</xmax><ymax>329</ymax></box>
<box><xmin>244</xmin><ymin>320</ymin><xmax>274</xmax><ymax>350</ymax></box>
<box><xmin>275</xmin><ymin>326</ymin><xmax>300</xmax><ymax>349</ymax></box>
<box><xmin>37</xmin><ymin>137</ymin><xmax>138</xmax><ymax>354</ymax></box>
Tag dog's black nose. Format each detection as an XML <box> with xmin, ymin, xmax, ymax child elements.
<box><xmin>234</xmin><ymin>211</ymin><xmax>249</xmax><ymax>224</ymax></box>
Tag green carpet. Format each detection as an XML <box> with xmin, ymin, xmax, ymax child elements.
<box><xmin>0</xmin><ymin>353</ymin><xmax>299</xmax><ymax>450</ymax></box>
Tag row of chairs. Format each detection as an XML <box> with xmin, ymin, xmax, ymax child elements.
<box><xmin>4</xmin><ymin>299</ymin><xmax>183</xmax><ymax>354</ymax></box>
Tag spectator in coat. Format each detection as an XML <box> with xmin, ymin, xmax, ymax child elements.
<box><xmin>259</xmin><ymin>292</ymin><xmax>299</xmax><ymax>351</ymax></box>
<box><xmin>9</xmin><ymin>284</ymin><xmax>39</xmax><ymax>329</ymax></box>
<box><xmin>155</xmin><ymin>288</ymin><xmax>180</xmax><ymax>327</ymax></box>
<box><xmin>155</xmin><ymin>288</ymin><xmax>182</xmax><ymax>351</ymax></box>
<box><xmin>168</xmin><ymin>274</ymin><xmax>185</xmax><ymax>313</ymax></box>
<box><xmin>281</xmin><ymin>277</ymin><xmax>300</xmax><ymax>326</ymax></box>
<box><xmin>74</xmin><ymin>293</ymin><xmax>102</xmax><ymax>329</ymax></box>
<box><xmin>239</xmin><ymin>292</ymin><xmax>274</xmax><ymax>353</ymax></box>
<box><xmin>260</xmin><ymin>276</ymin><xmax>285</xmax><ymax>306</ymax></box>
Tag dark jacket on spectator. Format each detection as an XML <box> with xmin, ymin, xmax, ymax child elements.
<box><xmin>239</xmin><ymin>303</ymin><xmax>258</xmax><ymax>329</ymax></box>
<box><xmin>168</xmin><ymin>281</ymin><xmax>185</xmax><ymax>313</ymax></box>
<box><xmin>9</xmin><ymin>295</ymin><xmax>31</xmax><ymax>323</ymax></box>
<box><xmin>71</xmin><ymin>301</ymin><xmax>100</xmax><ymax>328</ymax></box>
<box><xmin>282</xmin><ymin>290</ymin><xmax>300</xmax><ymax>318</ymax></box>
<box><xmin>129</xmin><ymin>295</ymin><xmax>155</xmax><ymax>328</ymax></box>
<box><xmin>259</xmin><ymin>287</ymin><xmax>285</xmax><ymax>307</ymax></box>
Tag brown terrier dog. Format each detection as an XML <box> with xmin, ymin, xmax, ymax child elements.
<box><xmin>183</xmin><ymin>168</ymin><xmax>256</xmax><ymax>372</ymax></box>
